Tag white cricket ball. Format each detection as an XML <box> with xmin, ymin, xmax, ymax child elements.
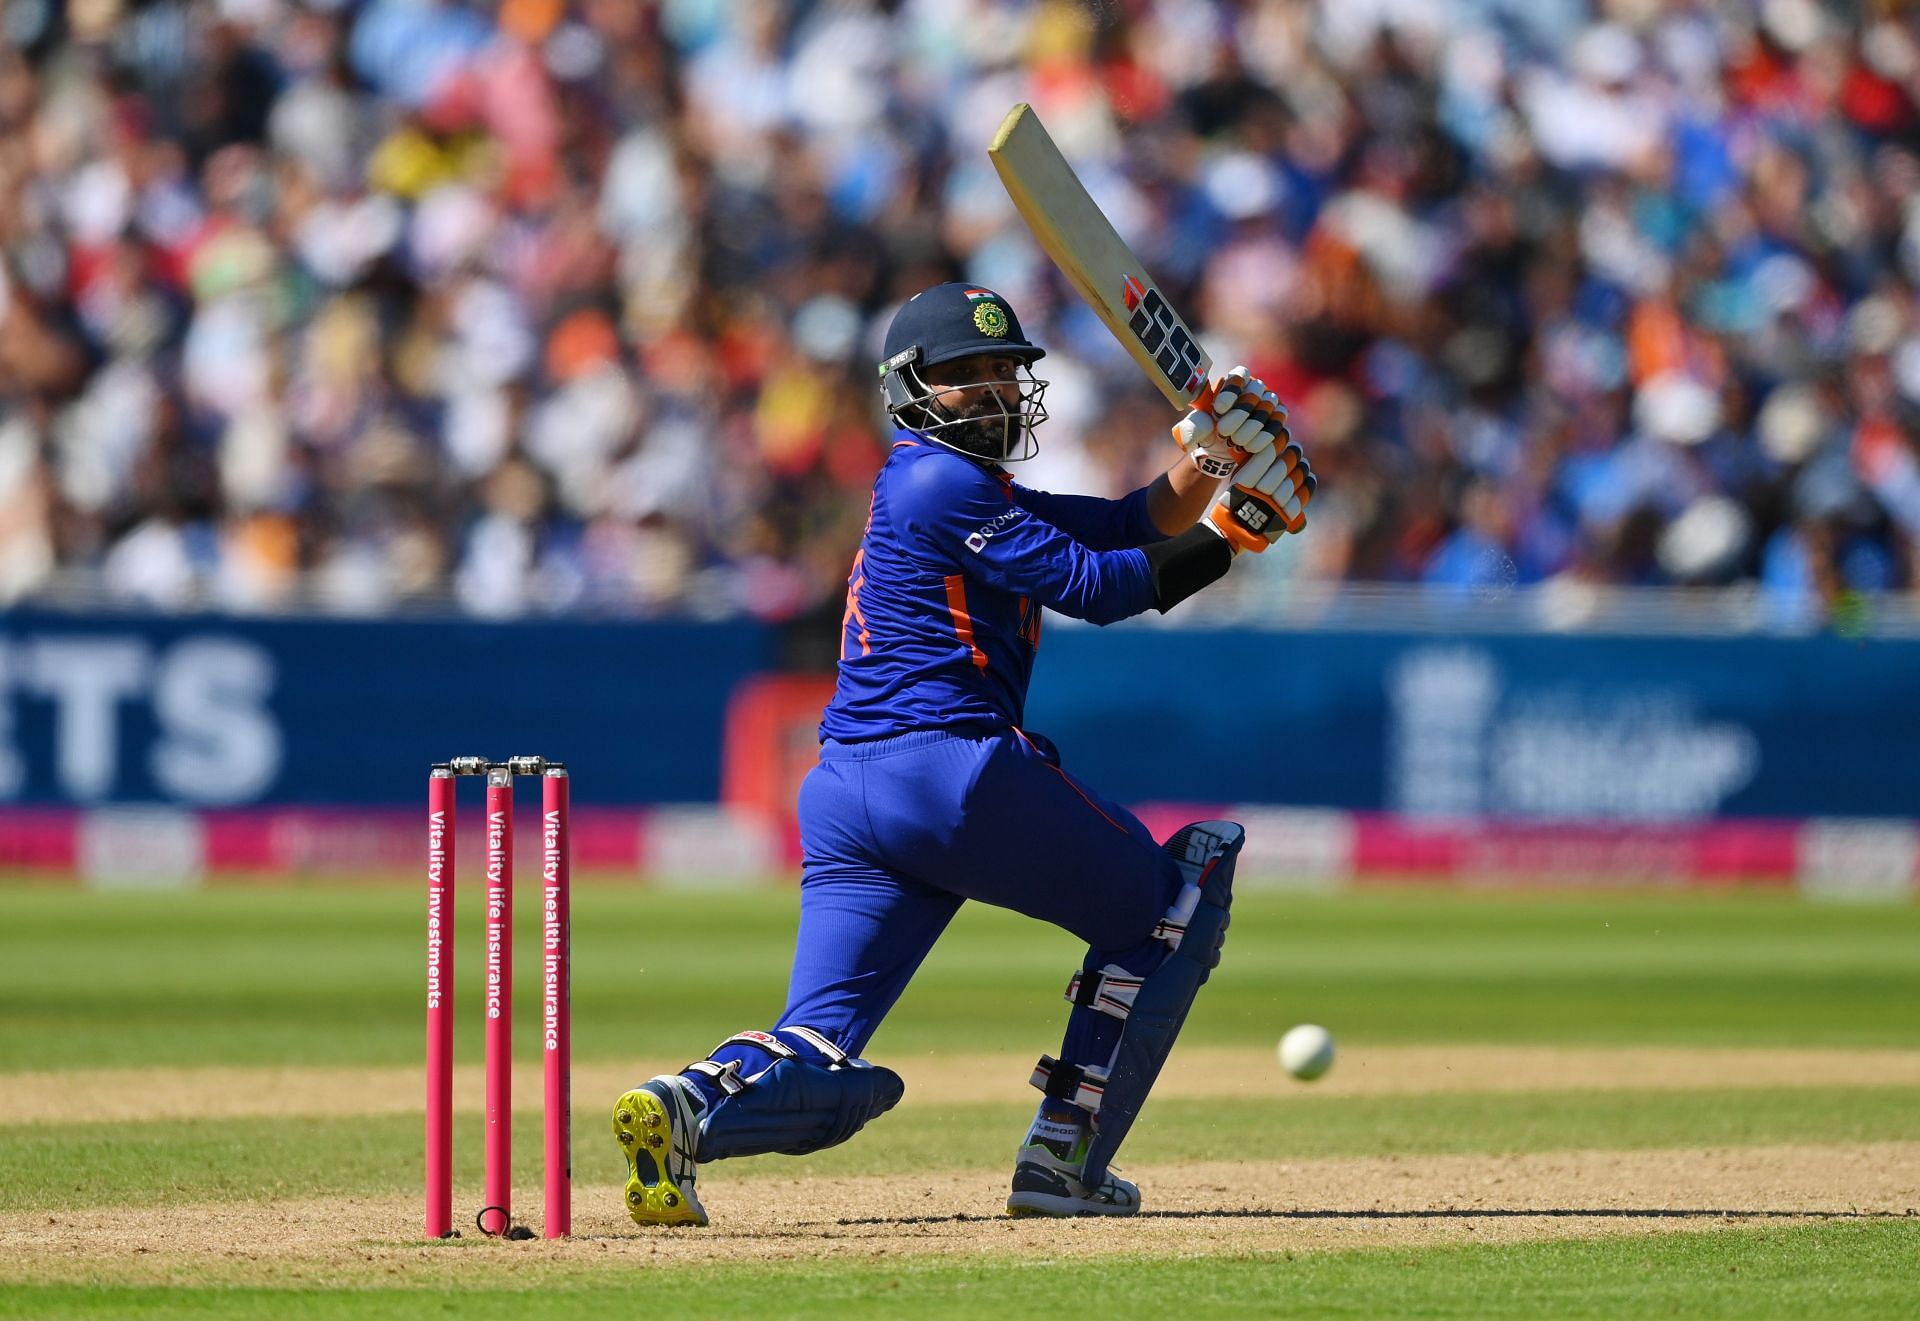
<box><xmin>1278</xmin><ymin>1024</ymin><xmax>1336</xmax><ymax>1081</ymax></box>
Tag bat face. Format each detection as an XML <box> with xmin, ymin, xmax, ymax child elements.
<box><xmin>1120</xmin><ymin>275</ymin><xmax>1208</xmax><ymax>401</ymax></box>
<box><xmin>990</xmin><ymin>103</ymin><xmax>1213</xmax><ymax>412</ymax></box>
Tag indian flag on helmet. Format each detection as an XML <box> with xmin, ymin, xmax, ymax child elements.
<box><xmin>963</xmin><ymin>288</ymin><xmax>999</xmax><ymax>301</ymax></box>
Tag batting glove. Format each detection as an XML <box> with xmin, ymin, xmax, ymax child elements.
<box><xmin>1172</xmin><ymin>366</ymin><xmax>1285</xmax><ymax>479</ymax></box>
<box><xmin>1206</xmin><ymin>439</ymin><xmax>1316</xmax><ymax>553</ymax></box>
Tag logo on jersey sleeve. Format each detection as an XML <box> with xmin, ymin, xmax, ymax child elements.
<box><xmin>964</xmin><ymin>508</ymin><xmax>1025</xmax><ymax>553</ymax></box>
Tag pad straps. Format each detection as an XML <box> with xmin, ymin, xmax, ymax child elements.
<box><xmin>686</xmin><ymin>1026</ymin><xmax>852</xmax><ymax>1095</ymax></box>
<box><xmin>685</xmin><ymin>1059</ymin><xmax>747</xmax><ymax>1095</ymax></box>
<box><xmin>1029</xmin><ymin>1055</ymin><xmax>1108</xmax><ymax>1113</ymax></box>
<box><xmin>778</xmin><ymin>1025</ymin><xmax>852</xmax><ymax>1066</ymax></box>
<box><xmin>1065</xmin><ymin>966</ymin><xmax>1143</xmax><ymax>1021</ymax></box>
<box><xmin>686</xmin><ymin>1030</ymin><xmax>799</xmax><ymax>1095</ymax></box>
<box><xmin>1150</xmin><ymin>881</ymin><xmax>1203</xmax><ymax>949</ymax></box>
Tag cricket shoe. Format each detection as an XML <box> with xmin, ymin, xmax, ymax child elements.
<box><xmin>1005</xmin><ymin>1141</ymin><xmax>1140</xmax><ymax>1217</ymax></box>
<box><xmin>613</xmin><ymin>1077</ymin><xmax>708</xmax><ymax>1227</ymax></box>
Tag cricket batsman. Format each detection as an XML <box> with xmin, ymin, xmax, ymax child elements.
<box><xmin>614</xmin><ymin>283</ymin><xmax>1314</xmax><ymax>1222</ymax></box>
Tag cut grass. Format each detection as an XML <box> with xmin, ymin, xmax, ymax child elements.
<box><xmin>0</xmin><ymin>1220</ymin><xmax>1914</xmax><ymax>1319</ymax></box>
<box><xmin>6</xmin><ymin>1085</ymin><xmax>1918</xmax><ymax>1213</ymax></box>
<box><xmin>3</xmin><ymin>887</ymin><xmax>1918</xmax><ymax>1072</ymax></box>
<box><xmin>4</xmin><ymin>880</ymin><xmax>1915</xmax><ymax>1317</ymax></box>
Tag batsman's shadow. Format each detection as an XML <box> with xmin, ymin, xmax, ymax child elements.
<box><xmin>835</xmin><ymin>1207</ymin><xmax>1911</xmax><ymax>1227</ymax></box>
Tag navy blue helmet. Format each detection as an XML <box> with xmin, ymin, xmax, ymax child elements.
<box><xmin>878</xmin><ymin>283</ymin><xmax>1050</xmax><ymax>462</ymax></box>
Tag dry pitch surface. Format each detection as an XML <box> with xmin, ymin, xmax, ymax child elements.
<box><xmin>6</xmin><ymin>1046</ymin><xmax>1915</xmax><ymax>1287</ymax></box>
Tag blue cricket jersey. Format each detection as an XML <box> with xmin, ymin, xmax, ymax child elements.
<box><xmin>821</xmin><ymin>433</ymin><xmax>1166</xmax><ymax>741</ymax></box>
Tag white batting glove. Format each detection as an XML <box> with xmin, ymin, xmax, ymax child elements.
<box><xmin>1206</xmin><ymin>439</ymin><xmax>1316</xmax><ymax>553</ymax></box>
<box><xmin>1172</xmin><ymin>366</ymin><xmax>1286</xmax><ymax>479</ymax></box>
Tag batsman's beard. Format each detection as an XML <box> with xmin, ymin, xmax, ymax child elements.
<box><xmin>937</xmin><ymin>397</ymin><xmax>1025</xmax><ymax>460</ymax></box>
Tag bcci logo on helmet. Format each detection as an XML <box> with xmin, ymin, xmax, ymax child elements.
<box><xmin>973</xmin><ymin>302</ymin><xmax>1009</xmax><ymax>337</ymax></box>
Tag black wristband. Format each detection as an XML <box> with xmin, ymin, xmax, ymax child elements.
<box><xmin>1140</xmin><ymin>524</ymin><xmax>1234</xmax><ymax>614</ymax></box>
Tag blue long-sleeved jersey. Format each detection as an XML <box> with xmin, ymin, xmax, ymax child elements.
<box><xmin>821</xmin><ymin>434</ymin><xmax>1166</xmax><ymax>741</ymax></box>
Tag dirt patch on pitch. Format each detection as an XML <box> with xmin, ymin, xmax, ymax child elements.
<box><xmin>3</xmin><ymin>1142</ymin><xmax>1915</xmax><ymax>1287</ymax></box>
<box><xmin>7</xmin><ymin>1046</ymin><xmax>1920</xmax><ymax>1125</ymax></box>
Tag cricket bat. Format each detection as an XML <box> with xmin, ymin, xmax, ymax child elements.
<box><xmin>988</xmin><ymin>102</ymin><xmax>1216</xmax><ymax>414</ymax></box>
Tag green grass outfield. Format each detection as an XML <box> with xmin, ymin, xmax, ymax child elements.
<box><xmin>6</xmin><ymin>884</ymin><xmax>1919</xmax><ymax>1071</ymax></box>
<box><xmin>2</xmin><ymin>882</ymin><xmax>1917</xmax><ymax>1317</ymax></box>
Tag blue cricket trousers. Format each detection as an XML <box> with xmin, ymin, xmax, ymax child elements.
<box><xmin>776</xmin><ymin>726</ymin><xmax>1182</xmax><ymax>1065</ymax></box>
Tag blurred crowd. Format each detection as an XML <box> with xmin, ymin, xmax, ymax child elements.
<box><xmin>1</xmin><ymin>0</ymin><xmax>1918</xmax><ymax>627</ymax></box>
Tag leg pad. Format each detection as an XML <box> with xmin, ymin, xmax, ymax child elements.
<box><xmin>691</xmin><ymin>1029</ymin><xmax>905</xmax><ymax>1161</ymax></box>
<box><xmin>1079</xmin><ymin>820</ymin><xmax>1242</xmax><ymax>1186</ymax></box>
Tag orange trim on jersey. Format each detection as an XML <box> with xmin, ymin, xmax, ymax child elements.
<box><xmin>1017</xmin><ymin>595</ymin><xmax>1041</xmax><ymax>649</ymax></box>
<box><xmin>892</xmin><ymin>439</ymin><xmax>922</xmax><ymax>448</ymax></box>
<box><xmin>842</xmin><ymin>549</ymin><xmax>871</xmax><ymax>657</ymax></box>
<box><xmin>840</xmin><ymin>488</ymin><xmax>880</xmax><ymax>661</ymax></box>
<box><xmin>1013</xmin><ymin>728</ymin><xmax>1130</xmax><ymax>837</ymax></box>
<box><xmin>943</xmin><ymin>574</ymin><xmax>988</xmax><ymax>669</ymax></box>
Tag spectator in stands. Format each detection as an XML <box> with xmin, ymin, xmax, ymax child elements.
<box><xmin>0</xmin><ymin>0</ymin><xmax>1913</xmax><ymax>629</ymax></box>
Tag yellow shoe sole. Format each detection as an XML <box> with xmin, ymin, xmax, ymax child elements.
<box><xmin>613</xmin><ymin>1087</ymin><xmax>707</xmax><ymax>1227</ymax></box>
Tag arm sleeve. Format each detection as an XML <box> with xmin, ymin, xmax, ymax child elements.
<box><xmin>891</xmin><ymin>455</ymin><xmax>1156</xmax><ymax>626</ymax></box>
<box><xmin>1011</xmin><ymin>484</ymin><xmax>1166</xmax><ymax>550</ymax></box>
<box><xmin>1140</xmin><ymin>523</ymin><xmax>1234</xmax><ymax>612</ymax></box>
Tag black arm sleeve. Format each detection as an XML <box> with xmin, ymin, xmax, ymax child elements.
<box><xmin>1139</xmin><ymin>523</ymin><xmax>1234</xmax><ymax>613</ymax></box>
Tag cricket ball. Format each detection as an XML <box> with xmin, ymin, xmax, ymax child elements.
<box><xmin>1278</xmin><ymin>1023</ymin><xmax>1336</xmax><ymax>1081</ymax></box>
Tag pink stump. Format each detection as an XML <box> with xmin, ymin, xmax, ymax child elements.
<box><xmin>542</xmin><ymin>768</ymin><xmax>572</xmax><ymax>1238</ymax></box>
<box><xmin>482</xmin><ymin>767</ymin><xmax>514</xmax><ymax>1236</ymax></box>
<box><xmin>425</xmin><ymin>769</ymin><xmax>455</xmax><ymax>1238</ymax></box>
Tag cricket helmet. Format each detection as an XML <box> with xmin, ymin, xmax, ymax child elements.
<box><xmin>878</xmin><ymin>283</ymin><xmax>1050</xmax><ymax>461</ymax></box>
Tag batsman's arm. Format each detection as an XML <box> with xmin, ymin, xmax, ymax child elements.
<box><xmin>1144</xmin><ymin>453</ymin><xmax>1226</xmax><ymax>536</ymax></box>
<box><xmin>892</xmin><ymin>454</ymin><xmax>1158</xmax><ymax>626</ymax></box>
<box><xmin>1013</xmin><ymin>485</ymin><xmax>1165</xmax><ymax>551</ymax></box>
<box><xmin>1013</xmin><ymin>444</ymin><xmax>1231</xmax><ymax>546</ymax></box>
<box><xmin>1139</xmin><ymin>436</ymin><xmax>1319</xmax><ymax>612</ymax></box>
<box><xmin>1010</xmin><ymin>465</ymin><xmax>1233</xmax><ymax>613</ymax></box>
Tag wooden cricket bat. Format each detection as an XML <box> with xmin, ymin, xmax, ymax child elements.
<box><xmin>988</xmin><ymin>102</ymin><xmax>1216</xmax><ymax>413</ymax></box>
